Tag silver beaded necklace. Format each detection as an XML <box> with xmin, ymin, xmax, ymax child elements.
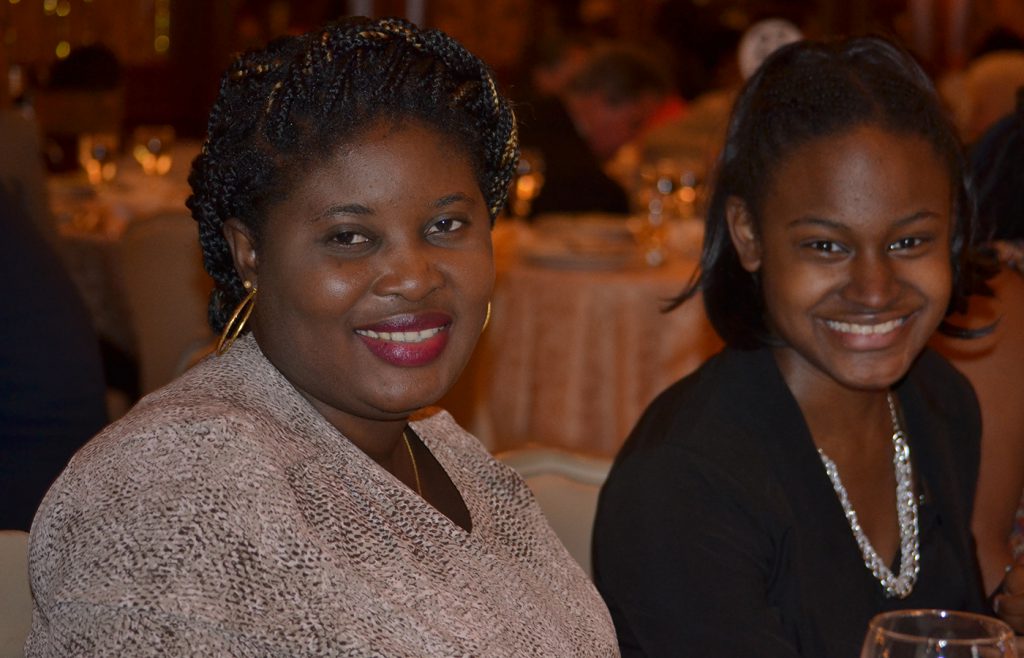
<box><xmin>816</xmin><ymin>391</ymin><xmax>920</xmax><ymax>599</ymax></box>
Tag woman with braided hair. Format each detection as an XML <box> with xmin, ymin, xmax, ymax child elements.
<box><xmin>26</xmin><ymin>18</ymin><xmax>616</xmax><ymax>656</ymax></box>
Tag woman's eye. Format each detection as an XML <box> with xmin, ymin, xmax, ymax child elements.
<box><xmin>888</xmin><ymin>236</ymin><xmax>926</xmax><ymax>251</ymax></box>
<box><xmin>805</xmin><ymin>240</ymin><xmax>844</xmax><ymax>253</ymax></box>
<box><xmin>330</xmin><ymin>230</ymin><xmax>370</xmax><ymax>246</ymax></box>
<box><xmin>426</xmin><ymin>217</ymin><xmax>466</xmax><ymax>235</ymax></box>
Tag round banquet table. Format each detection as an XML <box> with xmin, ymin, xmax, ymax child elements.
<box><xmin>448</xmin><ymin>219</ymin><xmax>724</xmax><ymax>458</ymax></box>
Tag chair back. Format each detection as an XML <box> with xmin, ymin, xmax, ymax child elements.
<box><xmin>0</xmin><ymin>530</ymin><xmax>31</xmax><ymax>658</ymax></box>
<box><xmin>496</xmin><ymin>446</ymin><xmax>611</xmax><ymax>576</ymax></box>
<box><xmin>119</xmin><ymin>212</ymin><xmax>215</xmax><ymax>395</ymax></box>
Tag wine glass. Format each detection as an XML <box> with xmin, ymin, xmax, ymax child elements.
<box><xmin>132</xmin><ymin>125</ymin><xmax>176</xmax><ymax>176</ymax></box>
<box><xmin>77</xmin><ymin>132</ymin><xmax>120</xmax><ymax>186</ymax></box>
<box><xmin>628</xmin><ymin>157</ymin><xmax>705</xmax><ymax>266</ymax></box>
<box><xmin>631</xmin><ymin>157</ymin><xmax>705</xmax><ymax>220</ymax></box>
<box><xmin>860</xmin><ymin>609</ymin><xmax>1017</xmax><ymax>657</ymax></box>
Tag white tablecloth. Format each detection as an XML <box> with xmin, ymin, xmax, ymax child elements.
<box><xmin>443</xmin><ymin>218</ymin><xmax>722</xmax><ymax>457</ymax></box>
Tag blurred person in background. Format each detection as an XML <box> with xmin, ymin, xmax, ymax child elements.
<box><xmin>0</xmin><ymin>185</ymin><xmax>108</xmax><ymax>532</ymax></box>
<box><xmin>561</xmin><ymin>42</ymin><xmax>688</xmax><ymax>213</ymax></box>
<box><xmin>563</xmin><ymin>42</ymin><xmax>686</xmax><ymax>165</ymax></box>
<box><xmin>0</xmin><ymin>49</ymin><xmax>106</xmax><ymax>531</ymax></box>
<box><xmin>514</xmin><ymin>32</ymin><xmax>632</xmax><ymax>217</ymax></box>
<box><xmin>0</xmin><ymin>45</ymin><xmax>55</xmax><ymax>243</ymax></box>
<box><xmin>618</xmin><ymin>16</ymin><xmax>805</xmax><ymax>208</ymax></box>
<box><xmin>34</xmin><ymin>43</ymin><xmax>123</xmax><ymax>174</ymax></box>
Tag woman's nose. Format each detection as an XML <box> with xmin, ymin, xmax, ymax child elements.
<box><xmin>842</xmin><ymin>251</ymin><xmax>899</xmax><ymax>308</ymax></box>
<box><xmin>372</xmin><ymin>243</ymin><xmax>444</xmax><ymax>301</ymax></box>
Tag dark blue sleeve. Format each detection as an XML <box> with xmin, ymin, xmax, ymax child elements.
<box><xmin>0</xmin><ymin>187</ymin><xmax>108</xmax><ymax>529</ymax></box>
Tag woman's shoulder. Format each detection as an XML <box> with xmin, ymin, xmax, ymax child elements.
<box><xmin>619</xmin><ymin>347</ymin><xmax>785</xmax><ymax>456</ymax></box>
<box><xmin>903</xmin><ymin>349</ymin><xmax>982</xmax><ymax>486</ymax></box>
<box><xmin>607</xmin><ymin>348</ymin><xmax>793</xmax><ymax>508</ymax></box>
<box><xmin>908</xmin><ymin>348</ymin><xmax>980</xmax><ymax>417</ymax></box>
<box><xmin>39</xmin><ymin>356</ymin><xmax>304</xmax><ymax>520</ymax></box>
<box><xmin>29</xmin><ymin>358</ymin><xmax>310</xmax><ymax>570</ymax></box>
<box><xmin>85</xmin><ymin>369</ymin><xmax>266</xmax><ymax>462</ymax></box>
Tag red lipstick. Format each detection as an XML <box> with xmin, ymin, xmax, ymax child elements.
<box><xmin>355</xmin><ymin>312</ymin><xmax>452</xmax><ymax>367</ymax></box>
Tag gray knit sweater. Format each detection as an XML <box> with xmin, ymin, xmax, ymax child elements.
<box><xmin>27</xmin><ymin>334</ymin><xmax>617</xmax><ymax>656</ymax></box>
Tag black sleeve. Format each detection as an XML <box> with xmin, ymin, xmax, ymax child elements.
<box><xmin>592</xmin><ymin>443</ymin><xmax>801</xmax><ymax>657</ymax></box>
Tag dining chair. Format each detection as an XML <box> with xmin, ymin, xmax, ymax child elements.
<box><xmin>0</xmin><ymin>530</ymin><xmax>31</xmax><ymax>658</ymax></box>
<box><xmin>495</xmin><ymin>446</ymin><xmax>612</xmax><ymax>576</ymax></box>
<box><xmin>119</xmin><ymin>211</ymin><xmax>215</xmax><ymax>395</ymax></box>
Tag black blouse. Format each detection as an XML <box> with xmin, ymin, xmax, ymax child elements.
<box><xmin>593</xmin><ymin>347</ymin><xmax>987</xmax><ymax>658</ymax></box>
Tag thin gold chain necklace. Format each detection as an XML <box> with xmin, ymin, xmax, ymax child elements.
<box><xmin>402</xmin><ymin>430</ymin><xmax>423</xmax><ymax>497</ymax></box>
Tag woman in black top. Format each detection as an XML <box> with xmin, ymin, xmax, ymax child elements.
<box><xmin>593</xmin><ymin>35</ymin><xmax>1024</xmax><ymax>657</ymax></box>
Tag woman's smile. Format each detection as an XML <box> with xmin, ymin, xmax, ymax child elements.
<box><xmin>729</xmin><ymin>124</ymin><xmax>954</xmax><ymax>394</ymax></box>
<box><xmin>823</xmin><ymin>316</ymin><xmax>906</xmax><ymax>337</ymax></box>
<box><xmin>819</xmin><ymin>313</ymin><xmax>913</xmax><ymax>351</ymax></box>
<box><xmin>355</xmin><ymin>311</ymin><xmax>453</xmax><ymax>367</ymax></box>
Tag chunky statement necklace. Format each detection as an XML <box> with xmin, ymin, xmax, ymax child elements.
<box><xmin>816</xmin><ymin>392</ymin><xmax>920</xmax><ymax>599</ymax></box>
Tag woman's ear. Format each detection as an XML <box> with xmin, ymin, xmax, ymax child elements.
<box><xmin>222</xmin><ymin>219</ymin><xmax>259</xmax><ymax>286</ymax></box>
<box><xmin>725</xmin><ymin>196</ymin><xmax>762</xmax><ymax>273</ymax></box>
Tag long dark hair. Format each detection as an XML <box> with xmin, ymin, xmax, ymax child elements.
<box><xmin>671</xmin><ymin>35</ymin><xmax>979</xmax><ymax>348</ymax></box>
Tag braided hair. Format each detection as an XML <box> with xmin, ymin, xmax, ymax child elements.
<box><xmin>188</xmin><ymin>17</ymin><xmax>518</xmax><ymax>332</ymax></box>
<box><xmin>671</xmin><ymin>35</ymin><xmax>979</xmax><ymax>348</ymax></box>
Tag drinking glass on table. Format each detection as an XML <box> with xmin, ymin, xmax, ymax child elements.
<box><xmin>628</xmin><ymin>157</ymin><xmax>706</xmax><ymax>266</ymax></box>
<box><xmin>860</xmin><ymin>609</ymin><xmax>1017</xmax><ymax>657</ymax></box>
<box><xmin>132</xmin><ymin>124</ymin><xmax>176</xmax><ymax>176</ymax></box>
<box><xmin>78</xmin><ymin>132</ymin><xmax>120</xmax><ymax>186</ymax></box>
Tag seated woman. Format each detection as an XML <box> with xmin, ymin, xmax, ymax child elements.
<box><xmin>592</xmin><ymin>35</ymin><xmax>1022</xmax><ymax>656</ymax></box>
<box><xmin>27</xmin><ymin>18</ymin><xmax>616</xmax><ymax>655</ymax></box>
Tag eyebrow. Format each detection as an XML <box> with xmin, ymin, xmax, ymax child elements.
<box><xmin>432</xmin><ymin>192</ymin><xmax>475</xmax><ymax>209</ymax></box>
<box><xmin>310</xmin><ymin>192</ymin><xmax>477</xmax><ymax>224</ymax></box>
<box><xmin>311</xmin><ymin>203</ymin><xmax>373</xmax><ymax>223</ymax></box>
<box><xmin>786</xmin><ymin>210</ymin><xmax>942</xmax><ymax>230</ymax></box>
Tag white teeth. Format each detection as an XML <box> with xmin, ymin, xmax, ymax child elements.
<box><xmin>825</xmin><ymin>318</ymin><xmax>905</xmax><ymax>335</ymax></box>
<box><xmin>356</xmin><ymin>326</ymin><xmax>444</xmax><ymax>343</ymax></box>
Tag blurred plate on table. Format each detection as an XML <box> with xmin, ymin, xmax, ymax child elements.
<box><xmin>520</xmin><ymin>218</ymin><xmax>638</xmax><ymax>270</ymax></box>
<box><xmin>532</xmin><ymin>213</ymin><xmax>636</xmax><ymax>244</ymax></box>
<box><xmin>522</xmin><ymin>245</ymin><xmax>641</xmax><ymax>270</ymax></box>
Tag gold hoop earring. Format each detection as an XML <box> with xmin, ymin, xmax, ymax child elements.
<box><xmin>217</xmin><ymin>280</ymin><xmax>257</xmax><ymax>355</ymax></box>
<box><xmin>481</xmin><ymin>301</ymin><xmax>492</xmax><ymax>333</ymax></box>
